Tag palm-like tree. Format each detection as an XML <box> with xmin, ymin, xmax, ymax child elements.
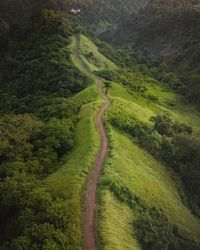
<box><xmin>104</xmin><ymin>81</ymin><xmax>111</xmax><ymax>95</ymax></box>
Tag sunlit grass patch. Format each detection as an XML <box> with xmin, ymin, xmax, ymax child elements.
<box><xmin>98</xmin><ymin>190</ymin><xmax>141</xmax><ymax>250</ymax></box>
<box><xmin>99</xmin><ymin>127</ymin><xmax>200</xmax><ymax>242</ymax></box>
<box><xmin>79</xmin><ymin>35</ymin><xmax>117</xmax><ymax>72</ymax></box>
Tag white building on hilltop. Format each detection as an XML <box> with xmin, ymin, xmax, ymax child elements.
<box><xmin>69</xmin><ymin>9</ymin><xmax>81</xmax><ymax>15</ymax></box>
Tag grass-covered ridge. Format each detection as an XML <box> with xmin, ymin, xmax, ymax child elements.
<box><xmin>69</xmin><ymin>33</ymin><xmax>200</xmax><ymax>249</ymax></box>
<box><xmin>0</xmin><ymin>9</ymin><xmax>200</xmax><ymax>249</ymax></box>
<box><xmin>77</xmin><ymin>37</ymin><xmax>200</xmax><ymax>249</ymax></box>
<box><xmin>45</xmin><ymin>85</ymin><xmax>102</xmax><ymax>249</ymax></box>
<box><xmin>78</xmin><ymin>35</ymin><xmax>117</xmax><ymax>72</ymax></box>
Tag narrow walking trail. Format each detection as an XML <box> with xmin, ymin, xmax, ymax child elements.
<box><xmin>74</xmin><ymin>35</ymin><xmax>110</xmax><ymax>250</ymax></box>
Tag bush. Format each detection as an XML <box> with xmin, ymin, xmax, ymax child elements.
<box><xmin>135</xmin><ymin>208</ymin><xmax>200</xmax><ymax>250</ymax></box>
<box><xmin>135</xmin><ymin>208</ymin><xmax>180</xmax><ymax>250</ymax></box>
<box><xmin>0</xmin><ymin>174</ymin><xmax>70</xmax><ymax>250</ymax></box>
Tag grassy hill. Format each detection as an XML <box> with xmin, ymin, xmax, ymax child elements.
<box><xmin>79</xmin><ymin>35</ymin><xmax>117</xmax><ymax>72</ymax></box>
<box><xmin>45</xmin><ymin>82</ymin><xmax>102</xmax><ymax>249</ymax></box>
<box><xmin>0</xmin><ymin>6</ymin><xmax>200</xmax><ymax>249</ymax></box>
<box><xmin>78</xmin><ymin>35</ymin><xmax>200</xmax><ymax>249</ymax></box>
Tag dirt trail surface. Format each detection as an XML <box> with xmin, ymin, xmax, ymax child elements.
<box><xmin>75</xmin><ymin>35</ymin><xmax>110</xmax><ymax>250</ymax></box>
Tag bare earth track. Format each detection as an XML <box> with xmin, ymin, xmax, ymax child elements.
<box><xmin>74</xmin><ymin>35</ymin><xmax>110</xmax><ymax>250</ymax></box>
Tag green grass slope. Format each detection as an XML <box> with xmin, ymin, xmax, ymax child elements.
<box><xmin>98</xmin><ymin>190</ymin><xmax>141</xmax><ymax>250</ymax></box>
<box><xmin>79</xmin><ymin>35</ymin><xmax>117</xmax><ymax>72</ymax></box>
<box><xmin>109</xmin><ymin>81</ymin><xmax>200</xmax><ymax>132</ymax></box>
<box><xmin>80</xmin><ymin>40</ymin><xmax>200</xmax><ymax>248</ymax></box>
<box><xmin>44</xmin><ymin>34</ymin><xmax>200</xmax><ymax>249</ymax></box>
<box><xmin>99</xmin><ymin>128</ymin><xmax>200</xmax><ymax>243</ymax></box>
<box><xmin>68</xmin><ymin>34</ymin><xmax>200</xmax><ymax>249</ymax></box>
<box><xmin>98</xmin><ymin>77</ymin><xmax>200</xmax><ymax>248</ymax></box>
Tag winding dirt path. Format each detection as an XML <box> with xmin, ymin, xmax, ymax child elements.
<box><xmin>74</xmin><ymin>35</ymin><xmax>110</xmax><ymax>250</ymax></box>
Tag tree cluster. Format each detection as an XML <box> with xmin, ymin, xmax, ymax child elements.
<box><xmin>0</xmin><ymin>10</ymin><xmax>86</xmax><ymax>249</ymax></box>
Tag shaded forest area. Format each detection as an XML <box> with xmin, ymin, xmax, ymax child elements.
<box><xmin>104</xmin><ymin>0</ymin><xmax>200</xmax><ymax>107</ymax></box>
<box><xmin>0</xmin><ymin>10</ymin><xmax>89</xmax><ymax>249</ymax></box>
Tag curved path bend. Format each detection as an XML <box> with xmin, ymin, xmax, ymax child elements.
<box><xmin>74</xmin><ymin>35</ymin><xmax>110</xmax><ymax>250</ymax></box>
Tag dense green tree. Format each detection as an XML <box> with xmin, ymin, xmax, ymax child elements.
<box><xmin>0</xmin><ymin>173</ymin><xmax>70</xmax><ymax>249</ymax></box>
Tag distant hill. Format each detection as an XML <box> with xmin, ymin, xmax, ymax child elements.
<box><xmin>0</xmin><ymin>0</ymin><xmax>149</xmax><ymax>23</ymax></box>
<box><xmin>84</xmin><ymin>0</ymin><xmax>150</xmax><ymax>25</ymax></box>
<box><xmin>105</xmin><ymin>0</ymin><xmax>200</xmax><ymax>50</ymax></box>
<box><xmin>0</xmin><ymin>0</ymin><xmax>89</xmax><ymax>22</ymax></box>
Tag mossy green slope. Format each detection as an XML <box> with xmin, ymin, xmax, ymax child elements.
<box><xmin>98</xmin><ymin>78</ymin><xmax>200</xmax><ymax>248</ymax></box>
<box><xmin>109</xmin><ymin>82</ymin><xmax>200</xmax><ymax>132</ymax></box>
<box><xmin>73</xmin><ymin>37</ymin><xmax>200</xmax><ymax>248</ymax></box>
<box><xmin>79</xmin><ymin>35</ymin><xmax>117</xmax><ymax>72</ymax></box>
<box><xmin>45</xmin><ymin>34</ymin><xmax>200</xmax><ymax>250</ymax></box>
<box><xmin>98</xmin><ymin>190</ymin><xmax>141</xmax><ymax>250</ymax></box>
<box><xmin>99</xmin><ymin>128</ymin><xmax>200</xmax><ymax>243</ymax></box>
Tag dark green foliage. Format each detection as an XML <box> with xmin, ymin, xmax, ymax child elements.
<box><xmin>0</xmin><ymin>114</ymin><xmax>43</xmax><ymax>165</ymax></box>
<box><xmin>0</xmin><ymin>173</ymin><xmax>70</xmax><ymax>250</ymax></box>
<box><xmin>81</xmin><ymin>0</ymin><xmax>148</xmax><ymax>30</ymax></box>
<box><xmin>171</xmin><ymin>134</ymin><xmax>200</xmax><ymax>206</ymax></box>
<box><xmin>0</xmin><ymin>107</ymin><xmax>80</xmax><ymax>248</ymax></box>
<box><xmin>96</xmin><ymin>39</ymin><xmax>153</xmax><ymax>69</ymax></box>
<box><xmin>0</xmin><ymin>19</ymin><xmax>9</xmax><ymax>57</ymax></box>
<box><xmin>0</xmin><ymin>10</ymin><xmax>86</xmax><ymax>249</ymax></box>
<box><xmin>43</xmin><ymin>118</ymin><xmax>74</xmax><ymax>157</ymax></box>
<box><xmin>0</xmin><ymin>114</ymin><xmax>75</xmax><ymax>177</ymax></box>
<box><xmin>0</xmin><ymin>10</ymin><xmax>88</xmax><ymax>98</ymax></box>
<box><xmin>96</xmin><ymin>41</ymin><xmax>137</xmax><ymax>68</ymax></box>
<box><xmin>150</xmin><ymin>66</ymin><xmax>185</xmax><ymax>94</ymax></box>
<box><xmin>96</xmin><ymin>32</ymin><xmax>194</xmax><ymax>106</ymax></box>
<box><xmin>101</xmin><ymin>178</ymin><xmax>146</xmax><ymax>212</ymax></box>
<box><xmin>135</xmin><ymin>209</ymin><xmax>179</xmax><ymax>250</ymax></box>
<box><xmin>37</xmin><ymin>97</ymin><xmax>81</xmax><ymax>121</ymax></box>
<box><xmin>0</xmin><ymin>0</ymin><xmax>89</xmax><ymax>23</ymax></box>
<box><xmin>135</xmin><ymin>208</ymin><xmax>200</xmax><ymax>250</ymax></box>
<box><xmin>110</xmin><ymin>3</ymin><xmax>200</xmax><ymax>106</ymax></box>
<box><xmin>104</xmin><ymin>81</ymin><xmax>111</xmax><ymax>95</ymax></box>
<box><xmin>150</xmin><ymin>114</ymin><xmax>192</xmax><ymax>137</ymax></box>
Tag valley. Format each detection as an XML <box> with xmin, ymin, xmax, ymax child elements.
<box><xmin>0</xmin><ymin>2</ymin><xmax>200</xmax><ymax>250</ymax></box>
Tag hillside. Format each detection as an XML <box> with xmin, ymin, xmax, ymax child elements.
<box><xmin>0</xmin><ymin>10</ymin><xmax>96</xmax><ymax>249</ymax></box>
<box><xmin>77</xmin><ymin>34</ymin><xmax>200</xmax><ymax>249</ymax></box>
<box><xmin>81</xmin><ymin>0</ymin><xmax>149</xmax><ymax>33</ymax></box>
<box><xmin>0</xmin><ymin>2</ymin><xmax>200</xmax><ymax>250</ymax></box>
<box><xmin>104</xmin><ymin>0</ymin><xmax>200</xmax><ymax>106</ymax></box>
<box><xmin>0</xmin><ymin>0</ymin><xmax>89</xmax><ymax>22</ymax></box>
<box><xmin>0</xmin><ymin>0</ymin><xmax>148</xmax><ymax>23</ymax></box>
